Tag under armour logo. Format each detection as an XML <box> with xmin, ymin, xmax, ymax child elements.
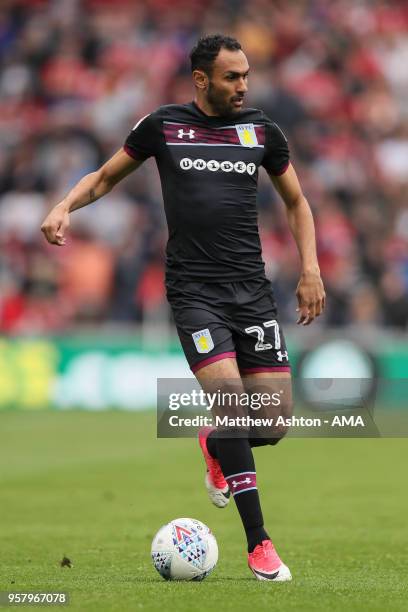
<box><xmin>178</xmin><ymin>129</ymin><xmax>195</xmax><ymax>139</ymax></box>
<box><xmin>277</xmin><ymin>350</ymin><xmax>288</xmax><ymax>362</ymax></box>
<box><xmin>231</xmin><ymin>478</ymin><xmax>251</xmax><ymax>488</ymax></box>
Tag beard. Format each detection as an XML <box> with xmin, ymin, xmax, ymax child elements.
<box><xmin>207</xmin><ymin>81</ymin><xmax>242</xmax><ymax>117</ymax></box>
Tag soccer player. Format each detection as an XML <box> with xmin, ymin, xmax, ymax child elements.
<box><xmin>41</xmin><ymin>34</ymin><xmax>325</xmax><ymax>581</ymax></box>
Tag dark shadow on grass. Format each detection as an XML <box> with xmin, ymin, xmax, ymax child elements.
<box><xmin>207</xmin><ymin>579</ymin><xmax>257</xmax><ymax>583</ymax></box>
<box><xmin>132</xmin><ymin>576</ymin><xmax>274</xmax><ymax>583</ymax></box>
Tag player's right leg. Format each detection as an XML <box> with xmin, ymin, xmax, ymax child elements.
<box><xmin>165</xmin><ymin>280</ymin><xmax>238</xmax><ymax>507</ymax></box>
<box><xmin>198</xmin><ymin>357</ymin><xmax>241</xmax><ymax>508</ymax></box>
<box><xmin>199</xmin><ymin>425</ymin><xmax>231</xmax><ymax>508</ymax></box>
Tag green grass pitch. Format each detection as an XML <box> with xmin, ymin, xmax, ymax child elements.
<box><xmin>1</xmin><ymin>411</ymin><xmax>407</xmax><ymax>611</ymax></box>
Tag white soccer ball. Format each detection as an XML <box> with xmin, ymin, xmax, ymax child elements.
<box><xmin>151</xmin><ymin>517</ymin><xmax>218</xmax><ymax>581</ymax></box>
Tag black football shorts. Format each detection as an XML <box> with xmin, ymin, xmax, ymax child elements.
<box><xmin>166</xmin><ymin>277</ymin><xmax>291</xmax><ymax>374</ymax></box>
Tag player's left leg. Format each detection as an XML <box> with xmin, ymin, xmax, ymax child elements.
<box><xmin>196</xmin><ymin>359</ymin><xmax>292</xmax><ymax>581</ymax></box>
<box><xmin>240</xmin><ymin>371</ymin><xmax>292</xmax><ymax>580</ymax></box>
<box><xmin>232</xmin><ymin>276</ymin><xmax>293</xmax><ymax>446</ymax></box>
<box><xmin>224</xmin><ymin>278</ymin><xmax>293</xmax><ymax>580</ymax></box>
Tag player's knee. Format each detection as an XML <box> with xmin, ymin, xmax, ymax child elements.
<box><xmin>211</xmin><ymin>381</ymin><xmax>248</xmax><ymax>420</ymax></box>
<box><xmin>266</xmin><ymin>398</ymin><xmax>292</xmax><ymax>444</ymax></box>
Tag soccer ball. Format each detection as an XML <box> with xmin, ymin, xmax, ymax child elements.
<box><xmin>151</xmin><ymin>517</ymin><xmax>218</xmax><ymax>581</ymax></box>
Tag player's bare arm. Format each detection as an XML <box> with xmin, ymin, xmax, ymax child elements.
<box><xmin>269</xmin><ymin>163</ymin><xmax>326</xmax><ymax>326</ymax></box>
<box><xmin>41</xmin><ymin>148</ymin><xmax>143</xmax><ymax>246</ymax></box>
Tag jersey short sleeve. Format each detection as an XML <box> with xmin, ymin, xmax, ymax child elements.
<box><xmin>124</xmin><ymin>113</ymin><xmax>161</xmax><ymax>161</ymax></box>
<box><xmin>261</xmin><ymin>119</ymin><xmax>290</xmax><ymax>176</ymax></box>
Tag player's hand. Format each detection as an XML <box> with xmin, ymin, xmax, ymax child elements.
<box><xmin>41</xmin><ymin>204</ymin><xmax>70</xmax><ymax>246</ymax></box>
<box><xmin>295</xmin><ymin>270</ymin><xmax>326</xmax><ymax>325</ymax></box>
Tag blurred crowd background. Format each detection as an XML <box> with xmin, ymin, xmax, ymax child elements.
<box><xmin>0</xmin><ymin>0</ymin><xmax>407</xmax><ymax>334</ymax></box>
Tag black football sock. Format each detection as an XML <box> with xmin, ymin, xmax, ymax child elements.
<box><xmin>215</xmin><ymin>435</ymin><xmax>270</xmax><ymax>552</ymax></box>
<box><xmin>207</xmin><ymin>430</ymin><xmax>275</xmax><ymax>457</ymax></box>
<box><xmin>249</xmin><ymin>437</ymin><xmax>282</xmax><ymax>447</ymax></box>
<box><xmin>206</xmin><ymin>430</ymin><xmax>218</xmax><ymax>459</ymax></box>
<box><xmin>248</xmin><ymin>437</ymin><xmax>270</xmax><ymax>447</ymax></box>
<box><xmin>249</xmin><ymin>428</ymin><xmax>283</xmax><ymax>447</ymax></box>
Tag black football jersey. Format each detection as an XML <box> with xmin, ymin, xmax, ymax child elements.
<box><xmin>124</xmin><ymin>101</ymin><xmax>289</xmax><ymax>282</ymax></box>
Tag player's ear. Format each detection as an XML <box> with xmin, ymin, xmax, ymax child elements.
<box><xmin>192</xmin><ymin>69</ymin><xmax>208</xmax><ymax>90</ymax></box>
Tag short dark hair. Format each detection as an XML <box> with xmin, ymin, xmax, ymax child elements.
<box><xmin>190</xmin><ymin>34</ymin><xmax>242</xmax><ymax>75</ymax></box>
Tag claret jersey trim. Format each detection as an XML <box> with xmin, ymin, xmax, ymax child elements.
<box><xmin>163</xmin><ymin>121</ymin><xmax>265</xmax><ymax>148</ymax></box>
